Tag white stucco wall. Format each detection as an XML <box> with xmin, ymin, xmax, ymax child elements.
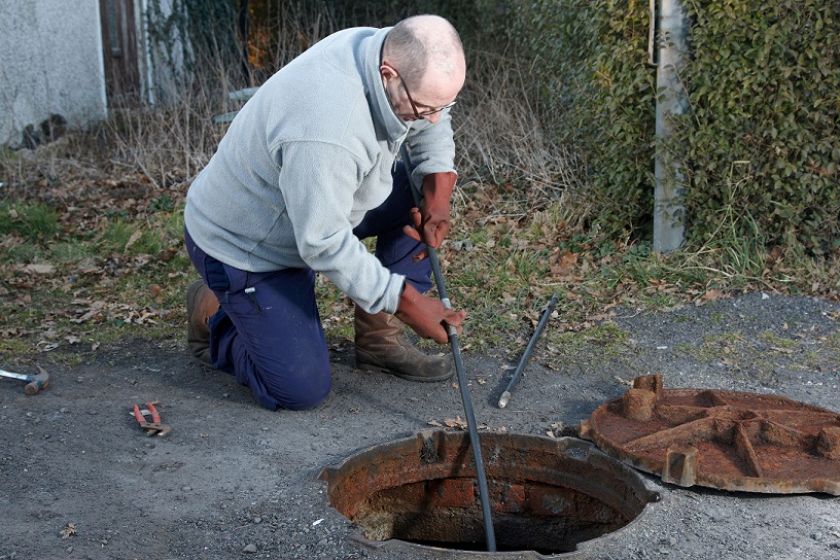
<box><xmin>0</xmin><ymin>0</ymin><xmax>107</xmax><ymax>146</ymax></box>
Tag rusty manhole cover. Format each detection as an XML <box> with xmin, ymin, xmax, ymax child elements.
<box><xmin>580</xmin><ymin>374</ymin><xmax>840</xmax><ymax>495</ymax></box>
<box><xmin>319</xmin><ymin>431</ymin><xmax>658</xmax><ymax>557</ymax></box>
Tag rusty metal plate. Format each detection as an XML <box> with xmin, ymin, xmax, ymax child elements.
<box><xmin>579</xmin><ymin>374</ymin><xmax>840</xmax><ymax>495</ymax></box>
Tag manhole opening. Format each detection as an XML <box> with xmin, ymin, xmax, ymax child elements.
<box><xmin>320</xmin><ymin>431</ymin><xmax>657</xmax><ymax>555</ymax></box>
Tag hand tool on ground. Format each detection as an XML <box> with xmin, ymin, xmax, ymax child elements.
<box><xmin>425</xmin><ymin>245</ymin><xmax>497</xmax><ymax>551</ymax></box>
<box><xmin>131</xmin><ymin>401</ymin><xmax>172</xmax><ymax>437</ymax></box>
<box><xmin>498</xmin><ymin>292</ymin><xmax>559</xmax><ymax>409</ymax></box>
<box><xmin>0</xmin><ymin>365</ymin><xmax>50</xmax><ymax>395</ymax></box>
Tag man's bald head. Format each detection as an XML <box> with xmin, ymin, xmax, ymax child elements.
<box><xmin>383</xmin><ymin>15</ymin><xmax>466</xmax><ymax>93</ymax></box>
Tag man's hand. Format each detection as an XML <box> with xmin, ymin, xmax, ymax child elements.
<box><xmin>402</xmin><ymin>171</ymin><xmax>457</xmax><ymax>249</ymax></box>
<box><xmin>395</xmin><ymin>282</ymin><xmax>465</xmax><ymax>344</ymax></box>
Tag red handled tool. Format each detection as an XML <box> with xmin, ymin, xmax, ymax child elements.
<box><xmin>132</xmin><ymin>401</ymin><xmax>171</xmax><ymax>437</ymax></box>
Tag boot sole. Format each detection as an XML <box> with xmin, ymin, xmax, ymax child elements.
<box><xmin>356</xmin><ymin>362</ymin><xmax>454</xmax><ymax>383</ymax></box>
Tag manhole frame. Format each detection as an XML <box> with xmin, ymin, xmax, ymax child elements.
<box><xmin>319</xmin><ymin>430</ymin><xmax>660</xmax><ymax>558</ymax></box>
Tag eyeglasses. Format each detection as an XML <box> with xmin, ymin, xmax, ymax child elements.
<box><xmin>393</xmin><ymin>68</ymin><xmax>457</xmax><ymax>119</ymax></box>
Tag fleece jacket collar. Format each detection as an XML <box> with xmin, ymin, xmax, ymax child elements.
<box><xmin>360</xmin><ymin>27</ymin><xmax>409</xmax><ymax>152</ymax></box>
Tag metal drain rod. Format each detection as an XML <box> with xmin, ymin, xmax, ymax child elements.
<box><xmin>498</xmin><ymin>292</ymin><xmax>559</xmax><ymax>409</ymax></box>
<box><xmin>426</xmin><ymin>245</ymin><xmax>497</xmax><ymax>552</ymax></box>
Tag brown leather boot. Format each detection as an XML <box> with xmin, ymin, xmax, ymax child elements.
<box><xmin>354</xmin><ymin>305</ymin><xmax>454</xmax><ymax>382</ymax></box>
<box><xmin>186</xmin><ymin>279</ymin><xmax>219</xmax><ymax>366</ymax></box>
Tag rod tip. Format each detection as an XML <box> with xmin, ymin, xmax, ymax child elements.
<box><xmin>498</xmin><ymin>392</ymin><xmax>510</xmax><ymax>409</ymax></box>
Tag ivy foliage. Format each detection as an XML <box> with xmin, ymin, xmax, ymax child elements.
<box><xmin>500</xmin><ymin>0</ymin><xmax>656</xmax><ymax>239</ymax></box>
<box><xmin>146</xmin><ymin>0</ymin><xmax>242</xmax><ymax>83</ymax></box>
<box><xmin>501</xmin><ymin>0</ymin><xmax>839</xmax><ymax>254</ymax></box>
<box><xmin>675</xmin><ymin>0</ymin><xmax>840</xmax><ymax>254</ymax></box>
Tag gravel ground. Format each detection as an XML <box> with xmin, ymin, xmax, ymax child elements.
<box><xmin>1</xmin><ymin>292</ymin><xmax>839</xmax><ymax>560</ymax></box>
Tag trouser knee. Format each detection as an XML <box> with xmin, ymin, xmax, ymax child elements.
<box><xmin>258</xmin><ymin>364</ymin><xmax>332</xmax><ymax>411</ymax></box>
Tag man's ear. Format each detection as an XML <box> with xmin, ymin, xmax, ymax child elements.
<box><xmin>380</xmin><ymin>63</ymin><xmax>397</xmax><ymax>80</ymax></box>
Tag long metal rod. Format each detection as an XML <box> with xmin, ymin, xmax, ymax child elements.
<box><xmin>497</xmin><ymin>293</ymin><xmax>559</xmax><ymax>408</ymax></box>
<box><xmin>426</xmin><ymin>246</ymin><xmax>497</xmax><ymax>552</ymax></box>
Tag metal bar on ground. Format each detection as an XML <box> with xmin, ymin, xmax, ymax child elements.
<box><xmin>426</xmin><ymin>246</ymin><xmax>497</xmax><ymax>552</ymax></box>
<box><xmin>497</xmin><ymin>292</ymin><xmax>559</xmax><ymax>409</ymax></box>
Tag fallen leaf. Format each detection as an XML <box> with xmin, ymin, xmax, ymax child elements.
<box><xmin>60</xmin><ymin>522</ymin><xmax>77</xmax><ymax>539</ymax></box>
<box><xmin>696</xmin><ymin>289</ymin><xmax>723</xmax><ymax>305</ymax></box>
<box><xmin>443</xmin><ymin>417</ymin><xmax>468</xmax><ymax>430</ymax></box>
<box><xmin>23</xmin><ymin>263</ymin><xmax>55</xmax><ymax>275</ymax></box>
<box><xmin>549</xmin><ymin>250</ymin><xmax>579</xmax><ymax>277</ymax></box>
<box><xmin>124</xmin><ymin>230</ymin><xmax>143</xmax><ymax>251</ymax></box>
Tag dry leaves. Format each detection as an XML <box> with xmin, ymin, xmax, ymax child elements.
<box><xmin>549</xmin><ymin>249</ymin><xmax>578</xmax><ymax>278</ymax></box>
<box><xmin>426</xmin><ymin>417</ymin><xmax>491</xmax><ymax>431</ymax></box>
<box><xmin>21</xmin><ymin>263</ymin><xmax>56</xmax><ymax>275</ymax></box>
<box><xmin>60</xmin><ymin>522</ymin><xmax>77</xmax><ymax>539</ymax></box>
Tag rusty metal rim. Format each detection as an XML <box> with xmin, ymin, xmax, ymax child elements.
<box><xmin>318</xmin><ymin>431</ymin><xmax>660</xmax><ymax>558</ymax></box>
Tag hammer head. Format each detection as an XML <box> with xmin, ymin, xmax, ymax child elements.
<box><xmin>24</xmin><ymin>365</ymin><xmax>49</xmax><ymax>395</ymax></box>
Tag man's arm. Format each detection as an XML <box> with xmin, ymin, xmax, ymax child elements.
<box><xmin>276</xmin><ymin>141</ymin><xmax>404</xmax><ymax>314</ymax></box>
<box><xmin>401</xmin><ymin>110</ymin><xmax>458</xmax><ymax>248</ymax></box>
<box><xmin>402</xmin><ymin>109</ymin><xmax>457</xmax><ymax>188</ymax></box>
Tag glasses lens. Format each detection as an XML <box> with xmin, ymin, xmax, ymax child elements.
<box><xmin>419</xmin><ymin>101</ymin><xmax>457</xmax><ymax>117</ymax></box>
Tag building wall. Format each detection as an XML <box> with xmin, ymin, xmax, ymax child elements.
<box><xmin>0</xmin><ymin>0</ymin><xmax>107</xmax><ymax>146</ymax></box>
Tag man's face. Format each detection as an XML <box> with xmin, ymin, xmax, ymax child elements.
<box><xmin>380</xmin><ymin>64</ymin><xmax>463</xmax><ymax>124</ymax></box>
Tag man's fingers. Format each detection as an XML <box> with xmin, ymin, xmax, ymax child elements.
<box><xmin>441</xmin><ymin>309</ymin><xmax>466</xmax><ymax>336</ymax></box>
<box><xmin>431</xmin><ymin>327</ymin><xmax>449</xmax><ymax>344</ymax></box>
<box><xmin>402</xmin><ymin>224</ymin><xmax>422</xmax><ymax>242</ymax></box>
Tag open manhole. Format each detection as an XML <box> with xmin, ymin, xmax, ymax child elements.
<box><xmin>319</xmin><ymin>431</ymin><xmax>658</xmax><ymax>557</ymax></box>
<box><xmin>580</xmin><ymin>374</ymin><xmax>840</xmax><ymax>494</ymax></box>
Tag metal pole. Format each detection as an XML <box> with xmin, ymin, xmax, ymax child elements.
<box><xmin>498</xmin><ymin>293</ymin><xmax>559</xmax><ymax>409</ymax></box>
<box><xmin>425</xmin><ymin>247</ymin><xmax>497</xmax><ymax>552</ymax></box>
<box><xmin>653</xmin><ymin>0</ymin><xmax>689</xmax><ymax>253</ymax></box>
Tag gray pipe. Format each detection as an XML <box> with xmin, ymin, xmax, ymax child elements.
<box><xmin>653</xmin><ymin>0</ymin><xmax>688</xmax><ymax>253</ymax></box>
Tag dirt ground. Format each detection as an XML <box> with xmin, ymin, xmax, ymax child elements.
<box><xmin>2</xmin><ymin>292</ymin><xmax>839</xmax><ymax>560</ymax></box>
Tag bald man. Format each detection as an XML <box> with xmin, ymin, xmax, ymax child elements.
<box><xmin>183</xmin><ymin>15</ymin><xmax>467</xmax><ymax>410</ymax></box>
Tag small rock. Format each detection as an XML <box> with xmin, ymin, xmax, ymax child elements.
<box><xmin>811</xmin><ymin>532</ymin><xmax>823</xmax><ymax>541</ymax></box>
<box><xmin>317</xmin><ymin>538</ymin><xmax>328</xmax><ymax>547</ymax></box>
<box><xmin>60</xmin><ymin>407</ymin><xmax>68</xmax><ymax>414</ymax></box>
<box><xmin>181</xmin><ymin>486</ymin><xmax>192</xmax><ymax>492</ymax></box>
<box><xmin>253</xmin><ymin>517</ymin><xmax>262</xmax><ymax>524</ymax></box>
<box><xmin>658</xmin><ymin>547</ymin><xmax>670</xmax><ymax>555</ymax></box>
<box><xmin>223</xmin><ymin>393</ymin><xmax>230</xmax><ymax>398</ymax></box>
<box><xmin>66</xmin><ymin>546</ymin><xmax>73</xmax><ymax>553</ymax></box>
<box><xmin>242</xmin><ymin>543</ymin><xmax>257</xmax><ymax>553</ymax></box>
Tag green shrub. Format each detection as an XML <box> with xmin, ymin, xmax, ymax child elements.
<box><xmin>675</xmin><ymin>0</ymin><xmax>840</xmax><ymax>254</ymax></box>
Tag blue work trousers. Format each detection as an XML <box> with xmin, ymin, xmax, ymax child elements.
<box><xmin>185</xmin><ymin>164</ymin><xmax>431</xmax><ymax>410</ymax></box>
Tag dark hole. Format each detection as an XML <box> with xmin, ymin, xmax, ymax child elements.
<box><xmin>321</xmin><ymin>432</ymin><xmax>655</xmax><ymax>556</ymax></box>
<box><xmin>355</xmin><ymin>478</ymin><xmax>628</xmax><ymax>555</ymax></box>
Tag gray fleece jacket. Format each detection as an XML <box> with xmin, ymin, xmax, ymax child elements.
<box><xmin>184</xmin><ymin>27</ymin><xmax>456</xmax><ymax>314</ymax></box>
